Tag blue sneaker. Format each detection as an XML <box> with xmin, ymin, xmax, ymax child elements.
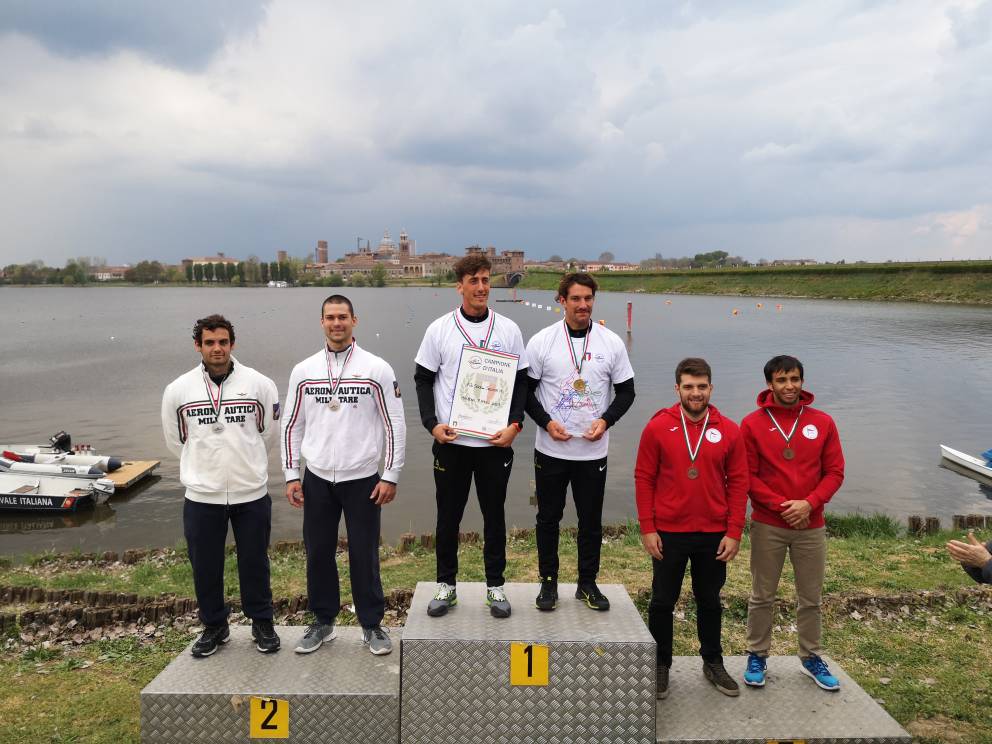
<box><xmin>743</xmin><ymin>652</ymin><xmax>766</xmax><ymax>687</ymax></box>
<box><xmin>801</xmin><ymin>654</ymin><xmax>840</xmax><ymax>691</ymax></box>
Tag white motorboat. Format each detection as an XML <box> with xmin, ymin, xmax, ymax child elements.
<box><xmin>0</xmin><ymin>455</ymin><xmax>105</xmax><ymax>478</ymax></box>
<box><xmin>1</xmin><ymin>451</ymin><xmax>122</xmax><ymax>473</ymax></box>
<box><xmin>939</xmin><ymin>445</ymin><xmax>992</xmax><ymax>479</ymax></box>
<box><xmin>0</xmin><ymin>470</ymin><xmax>115</xmax><ymax>511</ymax></box>
<box><xmin>0</xmin><ymin>431</ymin><xmax>123</xmax><ymax>472</ymax></box>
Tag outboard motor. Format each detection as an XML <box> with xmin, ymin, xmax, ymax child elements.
<box><xmin>49</xmin><ymin>431</ymin><xmax>72</xmax><ymax>453</ymax></box>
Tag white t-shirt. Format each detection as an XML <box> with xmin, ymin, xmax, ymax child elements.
<box><xmin>415</xmin><ymin>308</ymin><xmax>528</xmax><ymax>448</ymax></box>
<box><xmin>526</xmin><ymin>320</ymin><xmax>634</xmax><ymax>461</ymax></box>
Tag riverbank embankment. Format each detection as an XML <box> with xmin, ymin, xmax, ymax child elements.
<box><xmin>516</xmin><ymin>261</ymin><xmax>992</xmax><ymax>304</ymax></box>
<box><xmin>1</xmin><ymin>515</ymin><xmax>990</xmax><ymax>743</ymax></box>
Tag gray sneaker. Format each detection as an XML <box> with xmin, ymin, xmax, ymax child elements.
<box><xmin>294</xmin><ymin>623</ymin><xmax>336</xmax><ymax>654</ymax></box>
<box><xmin>427</xmin><ymin>582</ymin><xmax>457</xmax><ymax>617</ymax></box>
<box><xmin>486</xmin><ymin>585</ymin><xmax>511</xmax><ymax>618</ymax></box>
<box><xmin>362</xmin><ymin>625</ymin><xmax>392</xmax><ymax>655</ymax></box>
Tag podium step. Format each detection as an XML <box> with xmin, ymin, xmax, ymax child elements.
<box><xmin>140</xmin><ymin>625</ymin><xmax>400</xmax><ymax>743</ymax></box>
<box><xmin>657</xmin><ymin>655</ymin><xmax>911</xmax><ymax>743</ymax></box>
<box><xmin>400</xmin><ymin>581</ymin><xmax>656</xmax><ymax>743</ymax></box>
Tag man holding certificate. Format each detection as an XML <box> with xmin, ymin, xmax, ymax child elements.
<box><xmin>524</xmin><ymin>273</ymin><xmax>635</xmax><ymax>612</ymax></box>
<box><xmin>414</xmin><ymin>253</ymin><xmax>529</xmax><ymax>618</ymax></box>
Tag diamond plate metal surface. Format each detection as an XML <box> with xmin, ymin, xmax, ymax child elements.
<box><xmin>656</xmin><ymin>656</ymin><xmax>912</xmax><ymax>744</ymax></box>
<box><xmin>403</xmin><ymin>582</ymin><xmax>655</xmax><ymax>642</ymax></box>
<box><xmin>141</xmin><ymin>626</ymin><xmax>400</xmax><ymax>743</ymax></box>
<box><xmin>401</xmin><ymin>582</ymin><xmax>656</xmax><ymax>743</ymax></box>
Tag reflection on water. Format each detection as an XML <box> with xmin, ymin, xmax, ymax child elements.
<box><xmin>0</xmin><ymin>503</ymin><xmax>116</xmax><ymax>534</ymax></box>
<box><xmin>1</xmin><ymin>286</ymin><xmax>991</xmax><ymax>555</ymax></box>
<box><xmin>939</xmin><ymin>460</ymin><xmax>992</xmax><ymax>499</ymax></box>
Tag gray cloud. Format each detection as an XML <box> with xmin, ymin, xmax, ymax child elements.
<box><xmin>0</xmin><ymin>0</ymin><xmax>269</xmax><ymax>69</ymax></box>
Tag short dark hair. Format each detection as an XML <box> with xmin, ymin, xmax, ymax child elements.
<box><xmin>675</xmin><ymin>357</ymin><xmax>712</xmax><ymax>383</ymax></box>
<box><xmin>452</xmin><ymin>253</ymin><xmax>491</xmax><ymax>281</ymax></box>
<box><xmin>557</xmin><ymin>272</ymin><xmax>598</xmax><ymax>300</ymax></box>
<box><xmin>321</xmin><ymin>294</ymin><xmax>355</xmax><ymax>317</ymax></box>
<box><xmin>193</xmin><ymin>314</ymin><xmax>235</xmax><ymax>345</ymax></box>
<box><xmin>763</xmin><ymin>355</ymin><xmax>804</xmax><ymax>382</ymax></box>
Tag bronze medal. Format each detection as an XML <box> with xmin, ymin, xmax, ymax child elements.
<box><xmin>687</xmin><ymin>467</ymin><xmax>699</xmax><ymax>479</ymax></box>
<box><xmin>783</xmin><ymin>447</ymin><xmax>795</xmax><ymax>460</ymax></box>
<box><xmin>573</xmin><ymin>378</ymin><xmax>586</xmax><ymax>392</ymax></box>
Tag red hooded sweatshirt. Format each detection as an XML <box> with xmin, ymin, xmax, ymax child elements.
<box><xmin>740</xmin><ymin>389</ymin><xmax>845</xmax><ymax>530</ymax></box>
<box><xmin>634</xmin><ymin>403</ymin><xmax>748</xmax><ymax>540</ymax></box>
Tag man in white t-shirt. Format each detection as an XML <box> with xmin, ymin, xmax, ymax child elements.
<box><xmin>525</xmin><ymin>273</ymin><xmax>635</xmax><ymax>611</ymax></box>
<box><xmin>414</xmin><ymin>253</ymin><xmax>529</xmax><ymax>618</ymax></box>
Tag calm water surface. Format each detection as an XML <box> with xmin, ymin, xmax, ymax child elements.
<box><xmin>1</xmin><ymin>286</ymin><xmax>990</xmax><ymax>556</ymax></box>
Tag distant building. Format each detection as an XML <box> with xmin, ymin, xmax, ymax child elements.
<box><xmin>276</xmin><ymin>250</ymin><xmax>288</xmax><ymax>263</ymax></box>
<box><xmin>303</xmin><ymin>231</ymin><xmax>524</xmax><ymax>280</ymax></box>
<box><xmin>181</xmin><ymin>253</ymin><xmax>240</xmax><ymax>272</ymax></box>
<box><xmin>466</xmin><ymin>245</ymin><xmax>525</xmax><ymax>274</ymax></box>
<box><xmin>87</xmin><ymin>265</ymin><xmax>131</xmax><ymax>281</ymax></box>
<box><xmin>315</xmin><ymin>241</ymin><xmax>328</xmax><ymax>264</ymax></box>
<box><xmin>771</xmin><ymin>259</ymin><xmax>818</xmax><ymax>266</ymax></box>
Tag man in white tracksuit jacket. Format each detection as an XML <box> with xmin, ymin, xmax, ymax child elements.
<box><xmin>282</xmin><ymin>294</ymin><xmax>406</xmax><ymax>656</ymax></box>
<box><xmin>161</xmin><ymin>314</ymin><xmax>281</xmax><ymax>657</ymax></box>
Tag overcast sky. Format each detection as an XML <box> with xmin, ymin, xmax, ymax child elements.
<box><xmin>2</xmin><ymin>1</ymin><xmax>991</xmax><ymax>266</ymax></box>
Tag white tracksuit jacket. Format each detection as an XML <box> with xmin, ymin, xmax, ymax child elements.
<box><xmin>281</xmin><ymin>342</ymin><xmax>406</xmax><ymax>484</ymax></box>
<box><xmin>161</xmin><ymin>358</ymin><xmax>280</xmax><ymax>504</ymax></box>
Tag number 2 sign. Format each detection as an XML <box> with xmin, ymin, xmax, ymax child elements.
<box><xmin>249</xmin><ymin>697</ymin><xmax>289</xmax><ymax>739</ymax></box>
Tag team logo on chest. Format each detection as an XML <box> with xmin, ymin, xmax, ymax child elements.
<box><xmin>802</xmin><ymin>424</ymin><xmax>819</xmax><ymax>440</ymax></box>
<box><xmin>705</xmin><ymin>428</ymin><xmax>722</xmax><ymax>444</ymax></box>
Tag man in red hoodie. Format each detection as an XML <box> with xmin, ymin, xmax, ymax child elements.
<box><xmin>635</xmin><ymin>358</ymin><xmax>748</xmax><ymax>700</ymax></box>
<box><xmin>740</xmin><ymin>355</ymin><xmax>845</xmax><ymax>692</ymax></box>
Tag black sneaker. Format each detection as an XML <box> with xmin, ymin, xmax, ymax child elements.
<box><xmin>575</xmin><ymin>582</ymin><xmax>610</xmax><ymax>611</ymax></box>
<box><xmin>191</xmin><ymin>624</ymin><xmax>230</xmax><ymax>657</ymax></box>
<box><xmin>657</xmin><ymin>664</ymin><xmax>670</xmax><ymax>699</ymax></box>
<box><xmin>703</xmin><ymin>660</ymin><xmax>740</xmax><ymax>697</ymax></box>
<box><xmin>535</xmin><ymin>577</ymin><xmax>557</xmax><ymax>611</ymax></box>
<box><xmin>251</xmin><ymin>619</ymin><xmax>281</xmax><ymax>653</ymax></box>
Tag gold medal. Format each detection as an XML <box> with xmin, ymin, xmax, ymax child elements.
<box><xmin>573</xmin><ymin>378</ymin><xmax>586</xmax><ymax>392</ymax></box>
<box><xmin>687</xmin><ymin>467</ymin><xmax>699</xmax><ymax>479</ymax></box>
<box><xmin>783</xmin><ymin>447</ymin><xmax>795</xmax><ymax>460</ymax></box>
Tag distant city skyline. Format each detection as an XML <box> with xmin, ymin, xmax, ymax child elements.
<box><xmin>2</xmin><ymin>2</ymin><xmax>991</xmax><ymax>268</ymax></box>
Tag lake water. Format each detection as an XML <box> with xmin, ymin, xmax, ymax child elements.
<box><xmin>2</xmin><ymin>285</ymin><xmax>991</xmax><ymax>556</ymax></box>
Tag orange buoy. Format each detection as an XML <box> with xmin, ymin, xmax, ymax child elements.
<box><xmin>756</xmin><ymin>303</ymin><xmax>763</xmax><ymax>309</ymax></box>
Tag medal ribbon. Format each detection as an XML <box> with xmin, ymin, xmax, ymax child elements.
<box><xmin>562</xmin><ymin>320</ymin><xmax>592</xmax><ymax>378</ymax></box>
<box><xmin>201</xmin><ymin>367</ymin><xmax>226</xmax><ymax>423</ymax></box>
<box><xmin>679</xmin><ymin>407</ymin><xmax>710</xmax><ymax>464</ymax></box>
<box><xmin>452</xmin><ymin>309</ymin><xmax>495</xmax><ymax>348</ymax></box>
<box><xmin>766</xmin><ymin>407</ymin><xmax>804</xmax><ymax>444</ymax></box>
<box><xmin>324</xmin><ymin>342</ymin><xmax>356</xmax><ymax>400</ymax></box>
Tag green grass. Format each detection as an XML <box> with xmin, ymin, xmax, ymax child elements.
<box><xmin>2</xmin><ymin>521</ymin><xmax>992</xmax><ymax>742</ymax></box>
<box><xmin>517</xmin><ymin>262</ymin><xmax>992</xmax><ymax>304</ymax></box>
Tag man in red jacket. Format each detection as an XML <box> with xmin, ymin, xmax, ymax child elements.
<box><xmin>741</xmin><ymin>355</ymin><xmax>845</xmax><ymax>692</ymax></box>
<box><xmin>635</xmin><ymin>358</ymin><xmax>748</xmax><ymax>700</ymax></box>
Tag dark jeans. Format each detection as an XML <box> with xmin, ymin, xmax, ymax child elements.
<box><xmin>534</xmin><ymin>450</ymin><xmax>607</xmax><ymax>583</ymax></box>
<box><xmin>183</xmin><ymin>495</ymin><xmax>273</xmax><ymax>627</ymax></box>
<box><xmin>433</xmin><ymin>441</ymin><xmax>512</xmax><ymax>587</ymax></box>
<box><xmin>648</xmin><ymin>531</ymin><xmax>727</xmax><ymax>667</ymax></box>
<box><xmin>302</xmin><ymin>470</ymin><xmax>384</xmax><ymax>629</ymax></box>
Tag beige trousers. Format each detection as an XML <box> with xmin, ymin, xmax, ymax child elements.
<box><xmin>746</xmin><ymin>521</ymin><xmax>826</xmax><ymax>658</ymax></box>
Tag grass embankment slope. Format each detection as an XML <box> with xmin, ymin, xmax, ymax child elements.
<box><xmin>517</xmin><ymin>261</ymin><xmax>992</xmax><ymax>304</ymax></box>
<box><xmin>1</xmin><ymin>515</ymin><xmax>991</xmax><ymax>743</ymax></box>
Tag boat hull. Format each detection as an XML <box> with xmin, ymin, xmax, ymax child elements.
<box><xmin>939</xmin><ymin>445</ymin><xmax>992</xmax><ymax>478</ymax></box>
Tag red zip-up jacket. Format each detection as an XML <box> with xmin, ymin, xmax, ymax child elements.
<box><xmin>634</xmin><ymin>403</ymin><xmax>748</xmax><ymax>540</ymax></box>
<box><xmin>740</xmin><ymin>389</ymin><xmax>845</xmax><ymax>530</ymax></box>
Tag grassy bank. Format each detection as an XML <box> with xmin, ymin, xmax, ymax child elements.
<box><xmin>2</xmin><ymin>517</ymin><xmax>991</xmax><ymax>743</ymax></box>
<box><xmin>516</xmin><ymin>261</ymin><xmax>992</xmax><ymax>304</ymax></box>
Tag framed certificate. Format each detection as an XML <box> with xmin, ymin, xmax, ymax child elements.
<box><xmin>448</xmin><ymin>345</ymin><xmax>520</xmax><ymax>439</ymax></box>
